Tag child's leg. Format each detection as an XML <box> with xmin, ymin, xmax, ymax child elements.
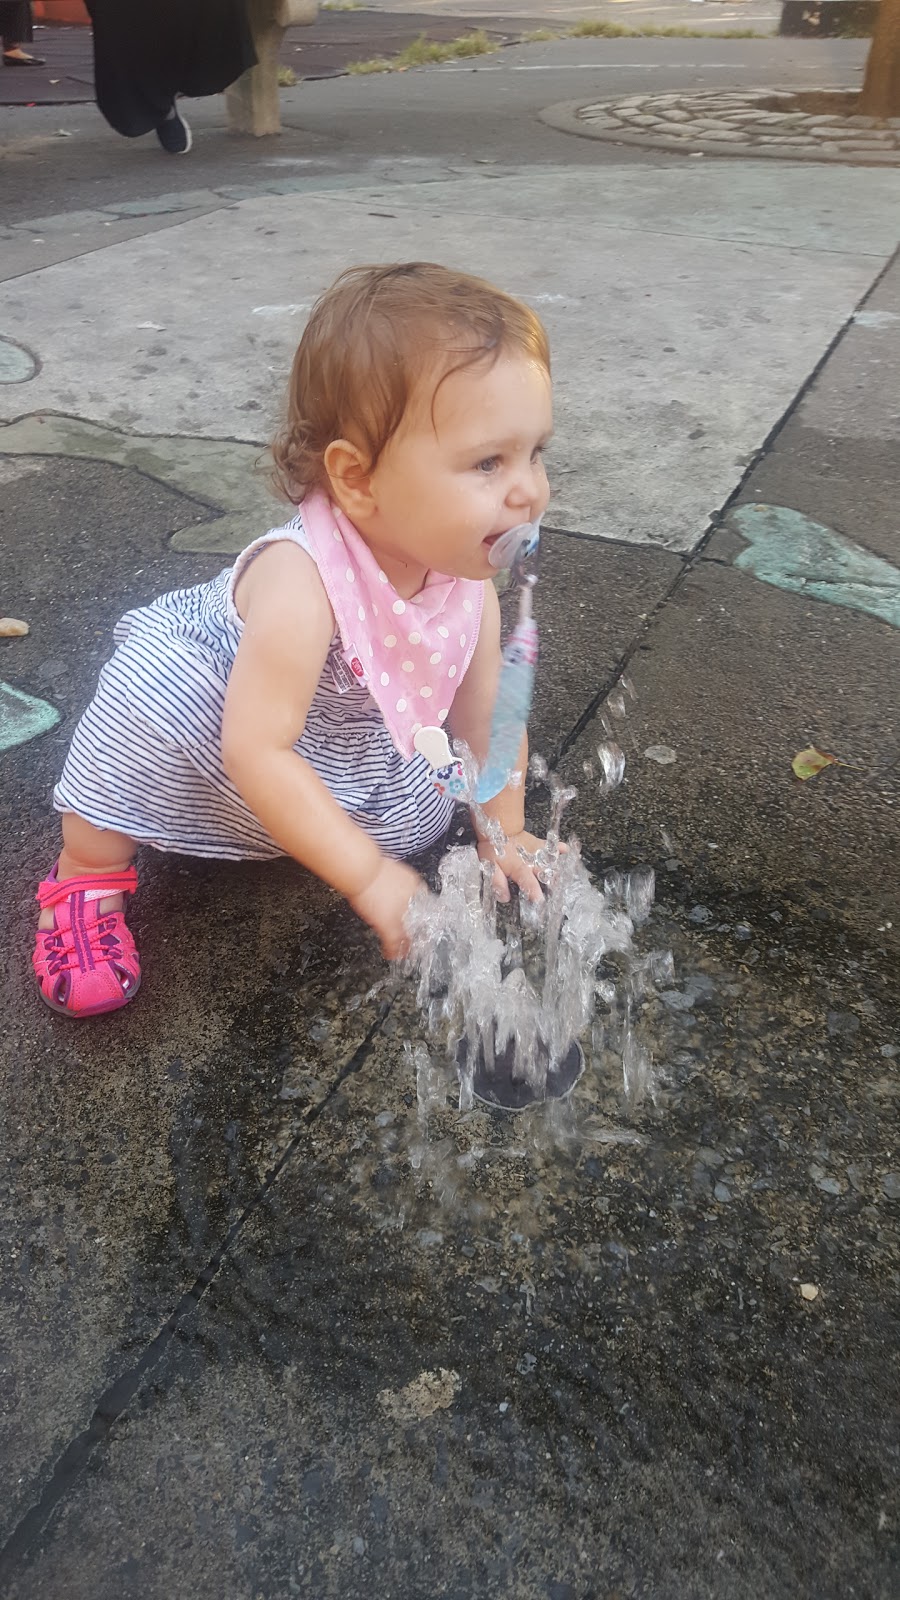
<box><xmin>34</xmin><ymin>814</ymin><xmax>142</xmax><ymax>1016</ymax></box>
<box><xmin>38</xmin><ymin>814</ymin><xmax>137</xmax><ymax>928</ymax></box>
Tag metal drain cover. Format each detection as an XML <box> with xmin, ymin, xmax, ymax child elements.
<box><xmin>457</xmin><ymin>1035</ymin><xmax>585</xmax><ymax>1112</ymax></box>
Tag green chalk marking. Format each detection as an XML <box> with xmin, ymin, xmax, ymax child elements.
<box><xmin>0</xmin><ymin>335</ymin><xmax>38</xmax><ymax>384</ymax></box>
<box><xmin>731</xmin><ymin>504</ymin><xmax>900</xmax><ymax>631</ymax></box>
<box><xmin>0</xmin><ymin>681</ymin><xmax>60</xmax><ymax>752</ymax></box>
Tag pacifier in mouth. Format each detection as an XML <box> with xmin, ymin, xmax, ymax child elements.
<box><xmin>487</xmin><ymin>520</ymin><xmax>541</xmax><ymax>571</ymax></box>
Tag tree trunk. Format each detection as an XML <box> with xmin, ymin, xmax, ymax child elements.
<box><xmin>858</xmin><ymin>0</ymin><xmax>900</xmax><ymax>117</ymax></box>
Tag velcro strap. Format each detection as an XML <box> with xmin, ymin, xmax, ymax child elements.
<box><xmin>37</xmin><ymin>865</ymin><xmax>138</xmax><ymax>910</ymax></box>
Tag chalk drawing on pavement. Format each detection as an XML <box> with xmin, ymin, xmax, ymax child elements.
<box><xmin>0</xmin><ymin>337</ymin><xmax>39</xmax><ymax>385</ymax></box>
<box><xmin>730</xmin><ymin>504</ymin><xmax>900</xmax><ymax>631</ymax></box>
<box><xmin>1</xmin><ymin>413</ymin><xmax>276</xmax><ymax>555</ymax></box>
<box><xmin>851</xmin><ymin>311</ymin><xmax>900</xmax><ymax>330</ymax></box>
<box><xmin>0</xmin><ymin>681</ymin><xmax>60</xmax><ymax>753</ymax></box>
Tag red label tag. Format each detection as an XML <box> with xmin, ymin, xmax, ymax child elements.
<box><xmin>330</xmin><ymin>643</ymin><xmax>368</xmax><ymax>694</ymax></box>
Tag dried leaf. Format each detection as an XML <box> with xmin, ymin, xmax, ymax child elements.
<box><xmin>0</xmin><ymin>617</ymin><xmax>29</xmax><ymax>638</ymax></box>
<box><xmin>792</xmin><ymin>746</ymin><xmax>837</xmax><ymax>781</ymax></box>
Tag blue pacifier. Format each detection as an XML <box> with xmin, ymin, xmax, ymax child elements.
<box><xmin>487</xmin><ymin>520</ymin><xmax>541</xmax><ymax>572</ymax></box>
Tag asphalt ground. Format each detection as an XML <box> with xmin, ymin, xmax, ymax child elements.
<box><xmin>0</xmin><ymin>0</ymin><xmax>784</xmax><ymax>108</ymax></box>
<box><xmin>0</xmin><ymin>14</ymin><xmax>554</xmax><ymax>106</ymax></box>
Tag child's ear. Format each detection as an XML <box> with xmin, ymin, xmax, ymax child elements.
<box><xmin>323</xmin><ymin>439</ymin><xmax>375</xmax><ymax>522</ymax></box>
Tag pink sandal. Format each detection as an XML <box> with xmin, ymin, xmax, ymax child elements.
<box><xmin>33</xmin><ymin>864</ymin><xmax>141</xmax><ymax>1017</ymax></box>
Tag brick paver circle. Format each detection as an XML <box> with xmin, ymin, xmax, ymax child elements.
<box><xmin>541</xmin><ymin>89</ymin><xmax>900</xmax><ymax>165</ymax></box>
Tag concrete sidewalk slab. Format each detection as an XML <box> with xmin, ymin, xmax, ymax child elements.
<box><xmin>521</xmin><ymin>529</ymin><xmax>683</xmax><ymax>755</ymax></box>
<box><xmin>797</xmin><ymin>299</ymin><xmax>900</xmax><ymax>442</ymax></box>
<box><xmin>714</xmin><ymin>266</ymin><xmax>900</xmax><ymax>573</ymax></box>
<box><xmin>556</xmin><ymin>253</ymin><xmax>900</xmax><ymax>954</ymax></box>
<box><xmin>559</xmin><ymin>548</ymin><xmax>900</xmax><ymax>944</ymax></box>
<box><xmin>1</xmin><ymin>207</ymin><xmax>226</xmax><ymax>284</ymax></box>
<box><xmin>2</xmin><ymin>163</ymin><xmax>898</xmax><ymax>553</ymax></box>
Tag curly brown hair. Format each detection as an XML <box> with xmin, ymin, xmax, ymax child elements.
<box><xmin>271</xmin><ymin>262</ymin><xmax>550</xmax><ymax>503</ymax></box>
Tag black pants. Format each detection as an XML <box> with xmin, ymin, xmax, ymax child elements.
<box><xmin>84</xmin><ymin>0</ymin><xmax>256</xmax><ymax>138</ymax></box>
<box><xmin>0</xmin><ymin>1</ymin><xmax>33</xmax><ymax>50</ymax></box>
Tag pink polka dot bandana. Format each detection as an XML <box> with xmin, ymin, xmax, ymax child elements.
<box><xmin>300</xmin><ymin>489</ymin><xmax>484</xmax><ymax>760</ymax></box>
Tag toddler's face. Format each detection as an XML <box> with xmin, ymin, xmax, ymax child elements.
<box><xmin>366</xmin><ymin>351</ymin><xmax>552</xmax><ymax>582</ymax></box>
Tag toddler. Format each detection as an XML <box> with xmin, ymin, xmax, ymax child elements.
<box><xmin>33</xmin><ymin>261</ymin><xmax>554</xmax><ymax>1017</ymax></box>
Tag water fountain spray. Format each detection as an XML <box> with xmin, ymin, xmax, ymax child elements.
<box><xmin>475</xmin><ymin>519</ymin><xmax>541</xmax><ymax>805</ymax></box>
<box><xmin>408</xmin><ymin>523</ymin><xmax>660</xmax><ymax>1117</ymax></box>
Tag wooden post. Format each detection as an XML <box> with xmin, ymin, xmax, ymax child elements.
<box><xmin>225</xmin><ymin>0</ymin><xmax>317</xmax><ymax>137</ymax></box>
<box><xmin>858</xmin><ymin>0</ymin><xmax>900</xmax><ymax>118</ymax></box>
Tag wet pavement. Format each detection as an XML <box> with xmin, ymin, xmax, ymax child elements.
<box><xmin>3</xmin><ymin>726</ymin><xmax>898</xmax><ymax>1597</ymax></box>
<box><xmin>1</xmin><ymin>29</ymin><xmax>899</xmax><ymax>1600</ymax></box>
<box><xmin>3</xmin><ymin>442</ymin><xmax>898</xmax><ymax>1597</ymax></box>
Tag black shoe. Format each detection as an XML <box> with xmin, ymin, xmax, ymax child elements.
<box><xmin>3</xmin><ymin>50</ymin><xmax>46</xmax><ymax>66</ymax></box>
<box><xmin>156</xmin><ymin>106</ymin><xmax>192</xmax><ymax>155</ymax></box>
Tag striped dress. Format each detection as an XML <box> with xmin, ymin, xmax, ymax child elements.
<box><xmin>53</xmin><ymin>517</ymin><xmax>457</xmax><ymax>861</ymax></box>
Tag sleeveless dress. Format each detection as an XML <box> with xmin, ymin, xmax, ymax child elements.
<box><xmin>53</xmin><ymin>516</ymin><xmax>468</xmax><ymax>861</ymax></box>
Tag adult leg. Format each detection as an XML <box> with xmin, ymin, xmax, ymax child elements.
<box><xmin>1</xmin><ymin>0</ymin><xmax>44</xmax><ymax>63</ymax></box>
<box><xmin>83</xmin><ymin>0</ymin><xmax>178</xmax><ymax>137</ymax></box>
<box><xmin>83</xmin><ymin>0</ymin><xmax>254</xmax><ymax>142</ymax></box>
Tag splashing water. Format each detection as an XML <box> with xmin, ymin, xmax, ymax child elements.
<box><xmin>403</xmin><ymin>737</ymin><xmax>672</xmax><ymax>1140</ymax></box>
<box><xmin>398</xmin><ymin>505</ymin><xmax>672</xmax><ymax>1199</ymax></box>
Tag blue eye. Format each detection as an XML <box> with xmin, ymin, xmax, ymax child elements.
<box><xmin>476</xmin><ymin>456</ymin><xmax>500</xmax><ymax>474</ymax></box>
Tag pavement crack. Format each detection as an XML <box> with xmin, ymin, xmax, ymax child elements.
<box><xmin>553</xmin><ymin>556</ymin><xmax>691</xmax><ymax>766</ymax></box>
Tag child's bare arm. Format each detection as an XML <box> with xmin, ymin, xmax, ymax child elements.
<box><xmin>222</xmin><ymin>542</ymin><xmax>422</xmax><ymax>956</ymax></box>
<box><xmin>448</xmin><ymin>584</ymin><xmax>543</xmax><ymax>901</ymax></box>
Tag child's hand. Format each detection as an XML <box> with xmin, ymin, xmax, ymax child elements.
<box><xmin>348</xmin><ymin>859</ymin><xmax>427</xmax><ymax>961</ymax></box>
<box><xmin>477</xmin><ymin>830</ymin><xmax>564</xmax><ymax>905</ymax></box>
